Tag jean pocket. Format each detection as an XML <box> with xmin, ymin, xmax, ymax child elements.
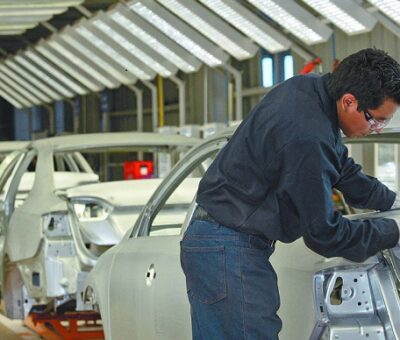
<box><xmin>181</xmin><ymin>245</ymin><xmax>227</xmax><ymax>304</ymax></box>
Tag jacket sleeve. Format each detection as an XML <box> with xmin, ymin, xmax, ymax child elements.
<box><xmin>334</xmin><ymin>143</ymin><xmax>396</xmax><ymax>211</ymax></box>
<box><xmin>280</xmin><ymin>138</ymin><xmax>398</xmax><ymax>262</ymax></box>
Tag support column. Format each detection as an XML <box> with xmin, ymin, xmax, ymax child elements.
<box><xmin>100</xmin><ymin>89</ymin><xmax>111</xmax><ymax>132</ymax></box>
<box><xmin>222</xmin><ymin>64</ymin><xmax>242</xmax><ymax>121</ymax></box>
<box><xmin>126</xmin><ymin>84</ymin><xmax>143</xmax><ymax>132</ymax></box>
<box><xmin>142</xmin><ymin>80</ymin><xmax>158</xmax><ymax>132</ymax></box>
<box><xmin>203</xmin><ymin>66</ymin><xmax>208</xmax><ymax>124</ymax></box>
<box><xmin>73</xmin><ymin>97</ymin><xmax>81</xmax><ymax>134</ymax></box>
<box><xmin>55</xmin><ymin>100</ymin><xmax>65</xmax><ymax>134</ymax></box>
<box><xmin>14</xmin><ymin>108</ymin><xmax>30</xmax><ymax>140</ymax></box>
<box><xmin>169</xmin><ymin>75</ymin><xmax>186</xmax><ymax>127</ymax></box>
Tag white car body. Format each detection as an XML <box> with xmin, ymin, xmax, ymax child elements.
<box><xmin>84</xmin><ymin>128</ymin><xmax>400</xmax><ymax>339</ymax></box>
<box><xmin>0</xmin><ymin>141</ymin><xmax>28</xmax><ymax>156</ymax></box>
<box><xmin>0</xmin><ymin>132</ymin><xmax>199</xmax><ymax>319</ymax></box>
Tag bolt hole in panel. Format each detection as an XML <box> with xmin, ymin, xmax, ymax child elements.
<box><xmin>325</xmin><ymin>271</ymin><xmax>373</xmax><ymax>317</ymax></box>
<box><xmin>43</xmin><ymin>214</ymin><xmax>71</xmax><ymax>238</ymax></box>
<box><xmin>311</xmin><ymin>265</ymin><xmax>388</xmax><ymax>340</ymax></box>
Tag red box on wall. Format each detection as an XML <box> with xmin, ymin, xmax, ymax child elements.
<box><xmin>123</xmin><ymin>161</ymin><xmax>154</xmax><ymax>180</ymax></box>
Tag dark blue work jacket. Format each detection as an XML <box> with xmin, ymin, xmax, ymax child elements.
<box><xmin>197</xmin><ymin>73</ymin><xmax>398</xmax><ymax>262</ymax></box>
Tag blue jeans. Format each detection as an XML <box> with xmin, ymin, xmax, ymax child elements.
<box><xmin>180</xmin><ymin>219</ymin><xmax>282</xmax><ymax>340</ymax></box>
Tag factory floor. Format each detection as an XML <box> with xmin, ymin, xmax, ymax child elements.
<box><xmin>0</xmin><ymin>313</ymin><xmax>40</xmax><ymax>339</ymax></box>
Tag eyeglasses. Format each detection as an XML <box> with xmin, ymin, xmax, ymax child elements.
<box><xmin>364</xmin><ymin>110</ymin><xmax>391</xmax><ymax>132</ymax></box>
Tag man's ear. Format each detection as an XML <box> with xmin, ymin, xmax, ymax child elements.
<box><xmin>340</xmin><ymin>93</ymin><xmax>358</xmax><ymax>113</ymax></box>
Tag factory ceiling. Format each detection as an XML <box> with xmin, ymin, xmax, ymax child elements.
<box><xmin>0</xmin><ymin>0</ymin><xmax>399</xmax><ymax>109</ymax></box>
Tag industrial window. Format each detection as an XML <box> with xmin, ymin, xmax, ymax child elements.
<box><xmin>261</xmin><ymin>56</ymin><xmax>273</xmax><ymax>88</ymax></box>
<box><xmin>375</xmin><ymin>144</ymin><xmax>398</xmax><ymax>191</ymax></box>
<box><xmin>261</xmin><ymin>51</ymin><xmax>293</xmax><ymax>87</ymax></box>
<box><xmin>284</xmin><ymin>55</ymin><xmax>294</xmax><ymax>80</ymax></box>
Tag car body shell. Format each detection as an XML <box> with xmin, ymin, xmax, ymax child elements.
<box><xmin>84</xmin><ymin>127</ymin><xmax>400</xmax><ymax>339</ymax></box>
<box><xmin>0</xmin><ymin>132</ymin><xmax>200</xmax><ymax>318</ymax></box>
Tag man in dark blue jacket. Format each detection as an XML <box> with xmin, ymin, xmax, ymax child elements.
<box><xmin>181</xmin><ymin>49</ymin><xmax>400</xmax><ymax>339</ymax></box>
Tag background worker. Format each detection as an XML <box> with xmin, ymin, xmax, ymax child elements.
<box><xmin>180</xmin><ymin>48</ymin><xmax>400</xmax><ymax>339</ymax></box>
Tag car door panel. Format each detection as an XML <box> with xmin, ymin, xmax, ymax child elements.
<box><xmin>108</xmin><ymin>235</ymin><xmax>191</xmax><ymax>340</ymax></box>
<box><xmin>109</xmin><ymin>238</ymin><xmax>156</xmax><ymax>340</ymax></box>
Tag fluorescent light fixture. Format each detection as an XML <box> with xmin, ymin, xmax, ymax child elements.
<box><xmin>0</xmin><ymin>63</ymin><xmax>51</xmax><ymax>102</ymax></box>
<box><xmin>303</xmin><ymin>0</ymin><xmax>377</xmax><ymax>34</ymax></box>
<box><xmin>0</xmin><ymin>22</ymin><xmax>37</xmax><ymax>30</ymax></box>
<box><xmin>0</xmin><ymin>86</ymin><xmax>24</xmax><ymax>108</ymax></box>
<box><xmin>0</xmin><ymin>29</ymin><xmax>24</xmax><ymax>35</ymax></box>
<box><xmin>5</xmin><ymin>59</ymin><xmax>61</xmax><ymax>101</ymax></box>
<box><xmin>62</xmin><ymin>26</ymin><xmax>137</xmax><ymax>85</ymax></box>
<box><xmin>128</xmin><ymin>0</ymin><xmax>229</xmax><ymax>67</ymax></box>
<box><xmin>0</xmin><ymin>69</ymin><xmax>40</xmax><ymax>105</ymax></box>
<box><xmin>109</xmin><ymin>3</ymin><xmax>201</xmax><ymax>73</ymax></box>
<box><xmin>0</xmin><ymin>14</ymin><xmax>51</xmax><ymax>23</ymax></box>
<box><xmin>158</xmin><ymin>0</ymin><xmax>257</xmax><ymax>60</ymax></box>
<box><xmin>36</xmin><ymin>43</ymin><xmax>103</xmax><ymax>92</ymax></box>
<box><xmin>0</xmin><ymin>7</ymin><xmax>66</xmax><ymax>16</ymax></box>
<box><xmin>0</xmin><ymin>79</ymin><xmax>30</xmax><ymax>108</ymax></box>
<box><xmin>0</xmin><ymin>1</ymin><xmax>83</xmax><ymax>8</ymax></box>
<box><xmin>246</xmin><ymin>0</ymin><xmax>332</xmax><ymax>45</ymax></box>
<box><xmin>93</xmin><ymin>13</ymin><xmax>177</xmax><ymax>77</ymax></box>
<box><xmin>76</xmin><ymin>23</ymin><xmax>155</xmax><ymax>80</ymax></box>
<box><xmin>199</xmin><ymin>0</ymin><xmax>291</xmax><ymax>53</ymax></box>
<box><xmin>368</xmin><ymin>0</ymin><xmax>400</xmax><ymax>25</ymax></box>
<box><xmin>14</xmin><ymin>54</ymin><xmax>74</xmax><ymax>98</ymax></box>
<box><xmin>48</xmin><ymin>38</ymin><xmax>120</xmax><ymax>89</ymax></box>
<box><xmin>24</xmin><ymin>49</ymin><xmax>87</xmax><ymax>95</ymax></box>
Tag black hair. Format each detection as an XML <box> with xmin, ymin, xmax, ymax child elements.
<box><xmin>328</xmin><ymin>48</ymin><xmax>400</xmax><ymax>111</ymax></box>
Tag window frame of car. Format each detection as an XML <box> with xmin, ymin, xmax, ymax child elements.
<box><xmin>3</xmin><ymin>149</ymin><xmax>37</xmax><ymax>221</ymax></box>
<box><xmin>130</xmin><ymin>129</ymin><xmax>400</xmax><ymax>239</ymax></box>
<box><xmin>130</xmin><ymin>134</ymin><xmax>231</xmax><ymax>239</ymax></box>
<box><xmin>0</xmin><ymin>150</ymin><xmax>27</xmax><ymax>193</ymax></box>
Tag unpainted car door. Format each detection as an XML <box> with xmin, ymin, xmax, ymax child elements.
<box><xmin>106</xmin><ymin>232</ymin><xmax>191</xmax><ymax>340</ymax></box>
<box><xmin>104</xmin><ymin>139</ymin><xmax>224</xmax><ymax>340</ymax></box>
<box><xmin>105</xmin><ymin>184</ymin><xmax>207</xmax><ymax>339</ymax></box>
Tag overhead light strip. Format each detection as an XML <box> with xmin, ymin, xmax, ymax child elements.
<box><xmin>0</xmin><ymin>14</ymin><xmax>52</xmax><ymax>23</ymax></box>
<box><xmin>76</xmin><ymin>24</ymin><xmax>155</xmax><ymax>80</ymax></box>
<box><xmin>5</xmin><ymin>59</ymin><xmax>61</xmax><ymax>101</ymax></box>
<box><xmin>0</xmin><ymin>69</ymin><xmax>40</xmax><ymax>105</ymax></box>
<box><xmin>14</xmin><ymin>54</ymin><xmax>74</xmax><ymax>98</ymax></box>
<box><xmin>0</xmin><ymin>86</ymin><xmax>23</xmax><ymax>108</ymax></box>
<box><xmin>109</xmin><ymin>4</ymin><xmax>201</xmax><ymax>73</ymax></box>
<box><xmin>247</xmin><ymin>0</ymin><xmax>332</xmax><ymax>44</ymax></box>
<box><xmin>0</xmin><ymin>29</ymin><xmax>25</xmax><ymax>35</ymax></box>
<box><xmin>36</xmin><ymin>44</ymin><xmax>103</xmax><ymax>92</ymax></box>
<box><xmin>0</xmin><ymin>79</ymin><xmax>30</xmax><ymax>107</ymax></box>
<box><xmin>110</xmin><ymin>12</ymin><xmax>196</xmax><ymax>72</ymax></box>
<box><xmin>0</xmin><ymin>23</ymin><xmax>37</xmax><ymax>30</ymax></box>
<box><xmin>0</xmin><ymin>1</ymin><xmax>83</xmax><ymax>9</ymax></box>
<box><xmin>25</xmin><ymin>49</ymin><xmax>87</xmax><ymax>95</ymax></box>
<box><xmin>199</xmin><ymin>0</ymin><xmax>291</xmax><ymax>53</ymax></box>
<box><xmin>48</xmin><ymin>39</ymin><xmax>119</xmax><ymax>88</ymax></box>
<box><xmin>128</xmin><ymin>0</ymin><xmax>229</xmax><ymax>67</ymax></box>
<box><xmin>159</xmin><ymin>0</ymin><xmax>257</xmax><ymax>60</ymax></box>
<box><xmin>368</xmin><ymin>0</ymin><xmax>400</xmax><ymax>25</ymax></box>
<box><xmin>0</xmin><ymin>7</ymin><xmax>66</xmax><ymax>16</ymax></box>
<box><xmin>0</xmin><ymin>70</ymin><xmax>36</xmax><ymax>106</ymax></box>
<box><xmin>93</xmin><ymin>16</ymin><xmax>176</xmax><ymax>77</ymax></box>
<box><xmin>303</xmin><ymin>0</ymin><xmax>377</xmax><ymax>34</ymax></box>
<box><xmin>61</xmin><ymin>27</ymin><xmax>137</xmax><ymax>85</ymax></box>
<box><xmin>0</xmin><ymin>63</ymin><xmax>51</xmax><ymax>102</ymax></box>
